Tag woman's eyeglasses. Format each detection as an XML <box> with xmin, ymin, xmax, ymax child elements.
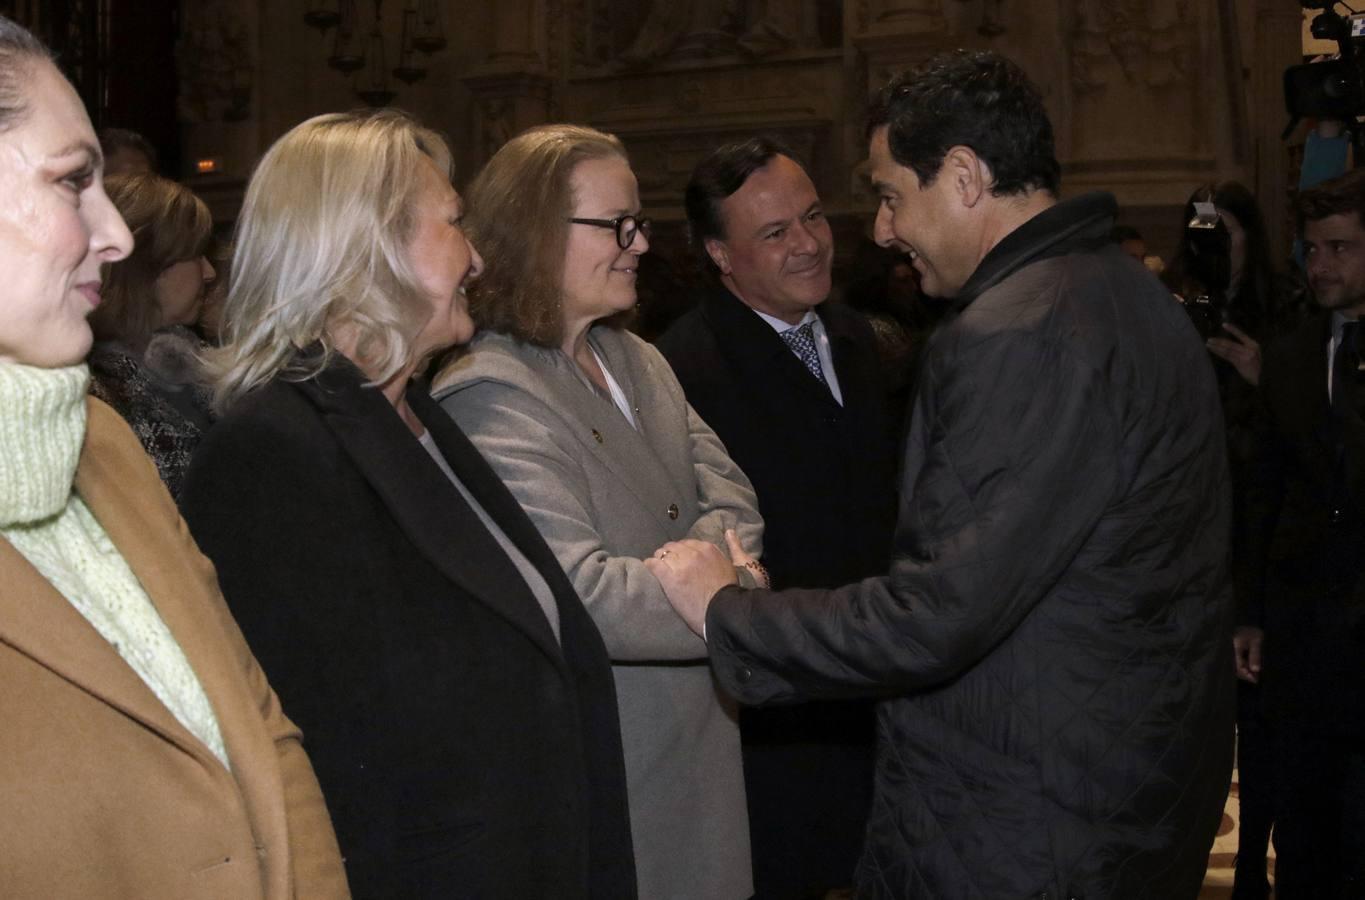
<box><xmin>567</xmin><ymin>214</ymin><xmax>652</xmax><ymax>250</ymax></box>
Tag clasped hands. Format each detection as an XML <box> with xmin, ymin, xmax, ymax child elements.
<box><xmin>646</xmin><ymin>529</ymin><xmax>759</xmax><ymax>638</ymax></box>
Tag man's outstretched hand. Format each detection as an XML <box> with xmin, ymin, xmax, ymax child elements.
<box><xmin>646</xmin><ymin>529</ymin><xmax>748</xmax><ymax>637</ymax></box>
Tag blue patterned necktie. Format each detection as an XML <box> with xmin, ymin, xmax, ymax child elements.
<box><xmin>781</xmin><ymin>320</ymin><xmax>827</xmax><ymax>385</ymax></box>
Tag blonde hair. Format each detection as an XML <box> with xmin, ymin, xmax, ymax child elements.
<box><xmin>464</xmin><ymin>123</ymin><xmax>626</xmax><ymax>346</ymax></box>
<box><xmin>209</xmin><ymin>108</ymin><xmax>453</xmax><ymax>412</ymax></box>
<box><xmin>92</xmin><ymin>172</ymin><xmax>212</xmax><ymax>348</ymax></box>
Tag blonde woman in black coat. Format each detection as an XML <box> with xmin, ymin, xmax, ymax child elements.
<box><xmin>179</xmin><ymin>109</ymin><xmax>636</xmax><ymax>899</ymax></box>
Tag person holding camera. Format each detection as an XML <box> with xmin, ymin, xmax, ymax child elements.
<box><xmin>1164</xmin><ymin>181</ymin><xmax>1306</xmax><ymax>900</ymax></box>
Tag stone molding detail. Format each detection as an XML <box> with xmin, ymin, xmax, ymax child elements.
<box><xmin>1069</xmin><ymin>0</ymin><xmax>1189</xmax><ymax>93</ymax></box>
<box><xmin>567</xmin><ymin>1</ymin><xmax>834</xmax><ymax>73</ymax></box>
<box><xmin>1062</xmin><ymin>0</ymin><xmax>1211</xmax><ymax>179</ymax></box>
<box><xmin>464</xmin><ymin>72</ymin><xmax>553</xmax><ymax>161</ymax></box>
<box><xmin>859</xmin><ymin>0</ymin><xmax>947</xmax><ymax>35</ymax></box>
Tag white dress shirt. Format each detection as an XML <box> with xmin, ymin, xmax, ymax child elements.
<box><xmin>751</xmin><ymin>307</ymin><xmax>844</xmax><ymax>406</ymax></box>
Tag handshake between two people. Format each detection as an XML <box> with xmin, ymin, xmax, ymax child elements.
<box><xmin>646</xmin><ymin>529</ymin><xmax>767</xmax><ymax>639</ymax></box>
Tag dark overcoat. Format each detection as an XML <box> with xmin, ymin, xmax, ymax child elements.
<box><xmin>657</xmin><ymin>290</ymin><xmax>896</xmax><ymax>591</ymax></box>
<box><xmin>657</xmin><ymin>290</ymin><xmax>897</xmax><ymax>897</ymax></box>
<box><xmin>180</xmin><ymin>355</ymin><xmax>636</xmax><ymax>900</ymax></box>
<box><xmin>1240</xmin><ymin>311</ymin><xmax>1365</xmax><ymax>735</ymax></box>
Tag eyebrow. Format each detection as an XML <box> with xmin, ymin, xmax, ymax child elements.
<box><xmin>51</xmin><ymin>140</ymin><xmax>102</xmax><ymax>167</ymax></box>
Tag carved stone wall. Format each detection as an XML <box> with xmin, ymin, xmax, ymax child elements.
<box><xmin>180</xmin><ymin>0</ymin><xmax>1297</xmax><ymax>264</ymax></box>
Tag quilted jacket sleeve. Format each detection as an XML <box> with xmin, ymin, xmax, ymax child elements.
<box><xmin>705</xmin><ymin>327</ymin><xmax>1121</xmax><ymax>703</ymax></box>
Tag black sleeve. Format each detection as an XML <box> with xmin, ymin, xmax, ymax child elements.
<box><xmin>705</xmin><ymin>329</ymin><xmax>1120</xmax><ymax>703</ymax></box>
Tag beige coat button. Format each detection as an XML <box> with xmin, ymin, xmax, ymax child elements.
<box><xmin>591</xmin><ymin>429</ymin><xmax>603</xmax><ymax>444</ymax></box>
<box><xmin>667</xmin><ymin>503</ymin><xmax>679</xmax><ymax>520</ymax></box>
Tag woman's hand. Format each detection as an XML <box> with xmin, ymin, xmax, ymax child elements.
<box><xmin>647</xmin><ymin>530</ymin><xmax>754</xmax><ymax>637</ymax></box>
<box><xmin>721</xmin><ymin>528</ymin><xmax>770</xmax><ymax>589</ymax></box>
<box><xmin>1206</xmin><ymin>322</ymin><xmax>1261</xmax><ymax>386</ymax></box>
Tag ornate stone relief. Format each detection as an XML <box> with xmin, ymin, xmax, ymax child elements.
<box><xmin>570</xmin><ymin>0</ymin><xmax>833</xmax><ymax>73</ymax></box>
<box><xmin>176</xmin><ymin>0</ymin><xmax>254</xmax><ymax>123</ymax></box>
<box><xmin>1070</xmin><ymin>0</ymin><xmax>1189</xmax><ymax>92</ymax></box>
<box><xmin>1064</xmin><ymin>0</ymin><xmax>1208</xmax><ymax>169</ymax></box>
<box><xmin>858</xmin><ymin>0</ymin><xmax>947</xmax><ymax>35</ymax></box>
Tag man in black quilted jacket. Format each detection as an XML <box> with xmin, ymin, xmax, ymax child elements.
<box><xmin>649</xmin><ymin>50</ymin><xmax>1235</xmax><ymax>900</ymax></box>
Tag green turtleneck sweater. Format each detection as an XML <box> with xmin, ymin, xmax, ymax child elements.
<box><xmin>0</xmin><ymin>362</ymin><xmax>227</xmax><ymax>768</ymax></box>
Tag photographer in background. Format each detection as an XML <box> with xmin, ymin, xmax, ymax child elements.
<box><xmin>1163</xmin><ymin>181</ymin><xmax>1306</xmax><ymax>900</ymax></box>
<box><xmin>1165</xmin><ymin>182</ymin><xmax>1305</xmax><ymax>386</ymax></box>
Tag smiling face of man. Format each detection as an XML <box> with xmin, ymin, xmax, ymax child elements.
<box><xmin>868</xmin><ymin>126</ymin><xmax>986</xmax><ymax>300</ymax></box>
<box><xmin>704</xmin><ymin>154</ymin><xmax>833</xmax><ymax>325</ymax></box>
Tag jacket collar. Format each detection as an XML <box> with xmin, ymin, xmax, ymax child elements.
<box><xmin>292</xmin><ymin>351</ymin><xmax>568</xmax><ymax>670</ymax></box>
<box><xmin>0</xmin><ymin>401</ymin><xmax>251</xmax><ymax>777</ymax></box>
<box><xmin>950</xmin><ymin>191</ymin><xmax>1118</xmax><ymax>312</ymax></box>
<box><xmin>438</xmin><ymin>329</ymin><xmax>697</xmax><ymax>532</ymax></box>
<box><xmin>698</xmin><ymin>284</ymin><xmax>848</xmax><ymax>407</ymax></box>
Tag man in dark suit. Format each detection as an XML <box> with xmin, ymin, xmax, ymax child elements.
<box><xmin>656</xmin><ymin>138</ymin><xmax>898</xmax><ymax>900</ymax></box>
<box><xmin>1236</xmin><ymin>169</ymin><xmax>1365</xmax><ymax>899</ymax></box>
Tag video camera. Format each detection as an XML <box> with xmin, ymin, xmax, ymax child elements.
<box><xmin>1283</xmin><ymin>1</ymin><xmax>1365</xmax><ymax>142</ymax></box>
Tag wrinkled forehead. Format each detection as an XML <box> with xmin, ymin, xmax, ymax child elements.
<box><xmin>0</xmin><ymin>60</ymin><xmax>98</xmax><ymax>161</ymax></box>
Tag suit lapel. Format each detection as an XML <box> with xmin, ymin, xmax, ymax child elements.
<box><xmin>0</xmin><ymin>537</ymin><xmax>211</xmax><ymax>753</ymax></box>
<box><xmin>410</xmin><ymin>387</ymin><xmax>587</xmax><ymax>622</ymax></box>
<box><xmin>1293</xmin><ymin>316</ymin><xmax>1336</xmax><ymax>451</ymax></box>
<box><xmin>703</xmin><ymin>287</ymin><xmax>841</xmax><ymax>409</ymax></box>
<box><xmin>298</xmin><ymin>363</ymin><xmax>565</xmax><ymax>669</ymax></box>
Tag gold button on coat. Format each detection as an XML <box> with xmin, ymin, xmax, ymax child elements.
<box><xmin>667</xmin><ymin>503</ymin><xmax>679</xmax><ymax>520</ymax></box>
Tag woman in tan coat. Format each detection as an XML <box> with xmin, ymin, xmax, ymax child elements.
<box><xmin>0</xmin><ymin>16</ymin><xmax>348</xmax><ymax>898</ymax></box>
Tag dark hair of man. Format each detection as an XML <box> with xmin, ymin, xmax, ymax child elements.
<box><xmin>99</xmin><ymin>126</ymin><xmax>160</xmax><ymax>171</ymax></box>
<box><xmin>866</xmin><ymin>49</ymin><xmax>1060</xmax><ymax>197</ymax></box>
<box><xmin>684</xmin><ymin>135</ymin><xmax>804</xmax><ymax>261</ymax></box>
<box><xmin>1296</xmin><ymin>167</ymin><xmax>1365</xmax><ymax>234</ymax></box>
<box><xmin>1110</xmin><ymin>225</ymin><xmax>1143</xmax><ymax>244</ymax></box>
<box><xmin>0</xmin><ymin>15</ymin><xmax>53</xmax><ymax>132</ymax></box>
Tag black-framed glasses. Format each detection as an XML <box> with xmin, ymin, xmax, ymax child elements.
<box><xmin>567</xmin><ymin>214</ymin><xmax>652</xmax><ymax>249</ymax></box>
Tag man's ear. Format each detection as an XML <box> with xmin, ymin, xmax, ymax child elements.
<box><xmin>704</xmin><ymin>237</ymin><xmax>731</xmax><ymax>275</ymax></box>
<box><xmin>943</xmin><ymin>145</ymin><xmax>990</xmax><ymax>209</ymax></box>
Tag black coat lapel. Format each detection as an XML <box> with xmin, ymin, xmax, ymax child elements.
<box><xmin>408</xmin><ymin>387</ymin><xmax>589</xmax><ymax>614</ymax></box>
<box><xmin>702</xmin><ymin>287</ymin><xmax>840</xmax><ymax>408</ymax></box>
<box><xmin>299</xmin><ymin>360</ymin><xmax>565</xmax><ymax>669</ymax></box>
<box><xmin>1294</xmin><ymin>316</ymin><xmax>1335</xmax><ymax>452</ymax></box>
